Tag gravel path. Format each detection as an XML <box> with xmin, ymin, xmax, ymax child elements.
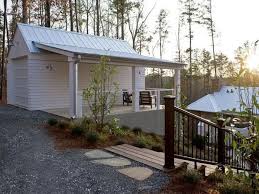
<box><xmin>0</xmin><ymin>105</ymin><xmax>169</xmax><ymax>194</ymax></box>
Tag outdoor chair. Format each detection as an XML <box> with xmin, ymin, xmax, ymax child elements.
<box><xmin>139</xmin><ymin>91</ymin><xmax>156</xmax><ymax>108</ymax></box>
<box><xmin>122</xmin><ymin>91</ymin><xmax>132</xmax><ymax>106</ymax></box>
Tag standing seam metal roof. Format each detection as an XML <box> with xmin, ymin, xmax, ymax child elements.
<box><xmin>18</xmin><ymin>23</ymin><xmax>137</xmax><ymax>54</ymax></box>
<box><xmin>187</xmin><ymin>86</ymin><xmax>259</xmax><ymax>113</ymax></box>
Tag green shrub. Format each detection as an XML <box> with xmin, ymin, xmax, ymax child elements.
<box><xmin>207</xmin><ymin>171</ymin><xmax>225</xmax><ymax>183</ymax></box>
<box><xmin>121</xmin><ymin>125</ymin><xmax>131</xmax><ymax>131</ymax></box>
<box><xmin>133</xmin><ymin>135</ymin><xmax>148</xmax><ymax>148</ymax></box>
<box><xmin>48</xmin><ymin>118</ymin><xmax>58</xmax><ymax>126</ymax></box>
<box><xmin>217</xmin><ymin>179</ymin><xmax>253</xmax><ymax>194</ymax></box>
<box><xmin>80</xmin><ymin>117</ymin><xmax>92</xmax><ymax>130</ymax></box>
<box><xmin>133</xmin><ymin>140</ymin><xmax>146</xmax><ymax>148</ymax></box>
<box><xmin>132</xmin><ymin>127</ymin><xmax>142</xmax><ymax>135</ymax></box>
<box><xmin>115</xmin><ymin>139</ymin><xmax>125</xmax><ymax>145</ymax></box>
<box><xmin>109</xmin><ymin>118</ymin><xmax>120</xmax><ymax>131</ymax></box>
<box><xmin>192</xmin><ymin>135</ymin><xmax>206</xmax><ymax>149</ymax></box>
<box><xmin>114</xmin><ymin>128</ymin><xmax>127</xmax><ymax>137</ymax></box>
<box><xmin>151</xmin><ymin>145</ymin><xmax>163</xmax><ymax>152</ymax></box>
<box><xmin>149</xmin><ymin>132</ymin><xmax>162</xmax><ymax>143</ymax></box>
<box><xmin>135</xmin><ymin>134</ymin><xmax>159</xmax><ymax>149</ymax></box>
<box><xmin>183</xmin><ymin>169</ymin><xmax>202</xmax><ymax>184</ymax></box>
<box><xmin>99</xmin><ymin>132</ymin><xmax>109</xmax><ymax>142</ymax></box>
<box><xmin>86</xmin><ymin>131</ymin><xmax>100</xmax><ymax>144</ymax></box>
<box><xmin>71</xmin><ymin>127</ymin><xmax>84</xmax><ymax>136</ymax></box>
<box><xmin>57</xmin><ymin>120</ymin><xmax>70</xmax><ymax>129</ymax></box>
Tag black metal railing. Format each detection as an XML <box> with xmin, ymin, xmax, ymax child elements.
<box><xmin>164</xmin><ymin>96</ymin><xmax>251</xmax><ymax>171</ymax></box>
<box><xmin>174</xmin><ymin>106</ymin><xmax>248</xmax><ymax>170</ymax></box>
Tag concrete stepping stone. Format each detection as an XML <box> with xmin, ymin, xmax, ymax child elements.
<box><xmin>118</xmin><ymin>167</ymin><xmax>153</xmax><ymax>181</ymax></box>
<box><xmin>84</xmin><ymin>150</ymin><xmax>115</xmax><ymax>159</ymax></box>
<box><xmin>91</xmin><ymin>157</ymin><xmax>131</xmax><ymax>167</ymax></box>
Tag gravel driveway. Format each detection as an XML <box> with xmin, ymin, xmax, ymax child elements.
<box><xmin>0</xmin><ymin>105</ymin><xmax>169</xmax><ymax>194</ymax></box>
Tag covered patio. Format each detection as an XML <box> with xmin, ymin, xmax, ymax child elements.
<box><xmin>34</xmin><ymin>41</ymin><xmax>185</xmax><ymax>118</ymax></box>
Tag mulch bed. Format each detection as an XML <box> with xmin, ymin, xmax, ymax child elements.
<box><xmin>162</xmin><ymin>170</ymin><xmax>219</xmax><ymax>194</ymax></box>
<box><xmin>46</xmin><ymin>125</ymin><xmax>133</xmax><ymax>150</ymax></box>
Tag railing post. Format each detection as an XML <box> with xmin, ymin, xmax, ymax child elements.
<box><xmin>164</xmin><ymin>95</ymin><xmax>176</xmax><ymax>169</ymax></box>
<box><xmin>217</xmin><ymin>118</ymin><xmax>225</xmax><ymax>167</ymax></box>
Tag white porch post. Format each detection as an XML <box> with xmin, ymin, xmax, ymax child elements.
<box><xmin>132</xmin><ymin>66</ymin><xmax>139</xmax><ymax>112</ymax></box>
<box><xmin>69</xmin><ymin>57</ymin><xmax>78</xmax><ymax>118</ymax></box>
<box><xmin>156</xmin><ymin>90</ymin><xmax>160</xmax><ymax>110</ymax></box>
<box><xmin>174</xmin><ymin>69</ymin><xmax>181</xmax><ymax>106</ymax></box>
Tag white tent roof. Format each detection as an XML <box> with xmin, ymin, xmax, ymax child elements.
<box><xmin>17</xmin><ymin>23</ymin><xmax>185</xmax><ymax>68</ymax></box>
<box><xmin>187</xmin><ymin>86</ymin><xmax>259</xmax><ymax>114</ymax></box>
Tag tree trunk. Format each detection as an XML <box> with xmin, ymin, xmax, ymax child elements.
<box><xmin>209</xmin><ymin>0</ymin><xmax>216</xmax><ymax>78</ymax></box>
<box><xmin>188</xmin><ymin>0</ymin><xmax>192</xmax><ymax>101</ymax></box>
<box><xmin>45</xmin><ymin>0</ymin><xmax>51</xmax><ymax>27</ymax></box>
<box><xmin>86</xmin><ymin>0</ymin><xmax>89</xmax><ymax>34</ymax></box>
<box><xmin>96</xmin><ymin>0</ymin><xmax>100</xmax><ymax>36</ymax></box>
<box><xmin>22</xmin><ymin>0</ymin><xmax>29</xmax><ymax>23</ymax></box>
<box><xmin>121</xmin><ymin>0</ymin><xmax>125</xmax><ymax>40</ymax></box>
<box><xmin>63</xmin><ymin>1</ymin><xmax>68</xmax><ymax>30</ymax></box>
<box><xmin>75</xmin><ymin>0</ymin><xmax>79</xmax><ymax>32</ymax></box>
<box><xmin>177</xmin><ymin>18</ymin><xmax>182</xmax><ymax>62</ymax></box>
<box><xmin>1</xmin><ymin>0</ymin><xmax>7</xmax><ymax>100</ymax></box>
<box><xmin>69</xmin><ymin>0</ymin><xmax>74</xmax><ymax>31</ymax></box>
<box><xmin>116</xmin><ymin>1</ymin><xmax>119</xmax><ymax>39</ymax></box>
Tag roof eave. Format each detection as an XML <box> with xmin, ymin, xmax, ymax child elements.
<box><xmin>34</xmin><ymin>42</ymin><xmax>186</xmax><ymax>69</ymax></box>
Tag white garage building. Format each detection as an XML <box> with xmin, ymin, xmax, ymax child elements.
<box><xmin>7</xmin><ymin>23</ymin><xmax>184</xmax><ymax>118</ymax></box>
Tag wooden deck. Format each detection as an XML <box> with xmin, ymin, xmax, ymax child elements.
<box><xmin>105</xmin><ymin>144</ymin><xmax>218</xmax><ymax>176</ymax></box>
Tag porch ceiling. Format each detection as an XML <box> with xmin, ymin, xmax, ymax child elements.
<box><xmin>34</xmin><ymin>42</ymin><xmax>186</xmax><ymax>69</ymax></box>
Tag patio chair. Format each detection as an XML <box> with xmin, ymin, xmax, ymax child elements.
<box><xmin>122</xmin><ymin>91</ymin><xmax>132</xmax><ymax>106</ymax></box>
<box><xmin>139</xmin><ymin>91</ymin><xmax>156</xmax><ymax>108</ymax></box>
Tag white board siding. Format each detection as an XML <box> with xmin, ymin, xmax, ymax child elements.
<box><xmin>27</xmin><ymin>58</ymin><xmax>69</xmax><ymax>110</ymax></box>
<box><xmin>9</xmin><ymin>59</ymin><xmax>29</xmax><ymax>108</ymax></box>
<box><xmin>134</xmin><ymin>67</ymin><xmax>145</xmax><ymax>90</ymax></box>
<box><xmin>7</xmin><ymin>61</ymin><xmax>15</xmax><ymax>104</ymax></box>
<box><xmin>27</xmin><ymin>54</ymin><xmax>141</xmax><ymax>110</ymax></box>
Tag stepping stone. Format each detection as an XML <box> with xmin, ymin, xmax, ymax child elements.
<box><xmin>118</xmin><ymin>167</ymin><xmax>153</xmax><ymax>181</ymax></box>
<box><xmin>84</xmin><ymin>150</ymin><xmax>115</xmax><ymax>159</ymax></box>
<box><xmin>91</xmin><ymin>157</ymin><xmax>131</xmax><ymax>167</ymax></box>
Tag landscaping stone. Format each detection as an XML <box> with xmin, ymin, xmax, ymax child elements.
<box><xmin>92</xmin><ymin>157</ymin><xmax>131</xmax><ymax>167</ymax></box>
<box><xmin>84</xmin><ymin>150</ymin><xmax>115</xmax><ymax>159</ymax></box>
<box><xmin>118</xmin><ymin>167</ymin><xmax>153</xmax><ymax>181</ymax></box>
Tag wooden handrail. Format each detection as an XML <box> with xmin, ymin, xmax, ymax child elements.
<box><xmin>174</xmin><ymin>106</ymin><xmax>219</xmax><ymax>127</ymax></box>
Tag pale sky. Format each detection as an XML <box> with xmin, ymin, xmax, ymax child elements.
<box><xmin>1</xmin><ymin>0</ymin><xmax>259</xmax><ymax>61</ymax></box>
<box><xmin>144</xmin><ymin>0</ymin><xmax>259</xmax><ymax>61</ymax></box>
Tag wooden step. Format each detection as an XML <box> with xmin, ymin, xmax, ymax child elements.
<box><xmin>105</xmin><ymin>144</ymin><xmax>218</xmax><ymax>175</ymax></box>
<box><xmin>105</xmin><ymin>147</ymin><xmax>165</xmax><ymax>171</ymax></box>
